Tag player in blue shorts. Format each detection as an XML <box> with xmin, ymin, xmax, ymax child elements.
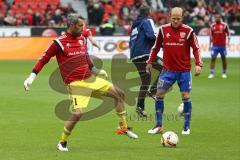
<box><xmin>209</xmin><ymin>14</ymin><xmax>230</xmax><ymax>79</ymax></box>
<box><xmin>146</xmin><ymin>7</ymin><xmax>202</xmax><ymax>135</ymax></box>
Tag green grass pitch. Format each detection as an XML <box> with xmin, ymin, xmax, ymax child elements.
<box><xmin>0</xmin><ymin>58</ymin><xmax>239</xmax><ymax>160</ymax></box>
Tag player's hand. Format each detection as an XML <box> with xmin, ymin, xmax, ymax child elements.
<box><xmin>24</xmin><ymin>73</ymin><xmax>36</xmax><ymax>91</ymax></box>
<box><xmin>227</xmin><ymin>42</ymin><xmax>231</xmax><ymax>49</ymax></box>
<box><xmin>194</xmin><ymin>65</ymin><xmax>202</xmax><ymax>76</ymax></box>
<box><xmin>96</xmin><ymin>45</ymin><xmax>101</xmax><ymax>50</ymax></box>
<box><xmin>208</xmin><ymin>46</ymin><xmax>212</xmax><ymax>52</ymax></box>
<box><xmin>98</xmin><ymin>69</ymin><xmax>108</xmax><ymax>80</ymax></box>
<box><xmin>146</xmin><ymin>64</ymin><xmax>152</xmax><ymax>74</ymax></box>
<box><xmin>93</xmin><ymin>43</ymin><xmax>100</xmax><ymax>50</ymax></box>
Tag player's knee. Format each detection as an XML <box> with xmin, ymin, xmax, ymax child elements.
<box><xmin>155</xmin><ymin>89</ymin><xmax>165</xmax><ymax>98</ymax></box>
<box><xmin>155</xmin><ymin>92</ymin><xmax>164</xmax><ymax>99</ymax></box>
<box><xmin>211</xmin><ymin>57</ymin><xmax>217</xmax><ymax>62</ymax></box>
<box><xmin>140</xmin><ymin>84</ymin><xmax>149</xmax><ymax>91</ymax></box>
<box><xmin>72</xmin><ymin>110</ymin><xmax>82</xmax><ymax>121</ymax></box>
<box><xmin>182</xmin><ymin>92</ymin><xmax>190</xmax><ymax>99</ymax></box>
<box><xmin>116</xmin><ymin>88</ymin><xmax>125</xmax><ymax>100</ymax></box>
<box><xmin>141</xmin><ymin>75</ymin><xmax>151</xmax><ymax>85</ymax></box>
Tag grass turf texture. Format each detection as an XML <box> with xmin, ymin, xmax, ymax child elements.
<box><xmin>0</xmin><ymin>58</ymin><xmax>239</xmax><ymax>160</ymax></box>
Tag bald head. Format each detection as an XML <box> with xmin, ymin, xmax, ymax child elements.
<box><xmin>170</xmin><ymin>7</ymin><xmax>184</xmax><ymax>17</ymax></box>
<box><xmin>170</xmin><ymin>7</ymin><xmax>184</xmax><ymax>28</ymax></box>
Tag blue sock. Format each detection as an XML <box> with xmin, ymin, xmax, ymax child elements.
<box><xmin>210</xmin><ymin>69</ymin><xmax>214</xmax><ymax>75</ymax></box>
<box><xmin>155</xmin><ymin>97</ymin><xmax>164</xmax><ymax>127</ymax></box>
<box><xmin>183</xmin><ymin>98</ymin><xmax>192</xmax><ymax>130</ymax></box>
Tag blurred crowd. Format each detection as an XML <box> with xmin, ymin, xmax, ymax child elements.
<box><xmin>0</xmin><ymin>0</ymin><xmax>76</xmax><ymax>27</ymax></box>
<box><xmin>87</xmin><ymin>0</ymin><xmax>240</xmax><ymax>35</ymax></box>
<box><xmin>0</xmin><ymin>0</ymin><xmax>240</xmax><ymax>35</ymax></box>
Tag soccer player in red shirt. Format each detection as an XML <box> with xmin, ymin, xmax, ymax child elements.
<box><xmin>23</xmin><ymin>14</ymin><xmax>138</xmax><ymax>152</ymax></box>
<box><xmin>146</xmin><ymin>7</ymin><xmax>202</xmax><ymax>135</ymax></box>
<box><xmin>208</xmin><ymin>13</ymin><xmax>230</xmax><ymax>79</ymax></box>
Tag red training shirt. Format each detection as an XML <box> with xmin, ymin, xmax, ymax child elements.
<box><xmin>148</xmin><ymin>23</ymin><xmax>202</xmax><ymax>72</ymax></box>
<box><xmin>33</xmin><ymin>32</ymin><xmax>93</xmax><ymax>84</ymax></box>
<box><xmin>210</xmin><ymin>21</ymin><xmax>230</xmax><ymax>46</ymax></box>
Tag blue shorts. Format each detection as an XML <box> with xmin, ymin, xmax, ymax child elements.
<box><xmin>211</xmin><ymin>46</ymin><xmax>227</xmax><ymax>58</ymax></box>
<box><xmin>157</xmin><ymin>70</ymin><xmax>192</xmax><ymax>92</ymax></box>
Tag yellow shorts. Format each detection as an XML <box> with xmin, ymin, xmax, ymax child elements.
<box><xmin>68</xmin><ymin>75</ymin><xmax>112</xmax><ymax>110</ymax></box>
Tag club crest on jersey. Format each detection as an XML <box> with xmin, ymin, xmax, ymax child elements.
<box><xmin>180</xmin><ymin>32</ymin><xmax>186</xmax><ymax>38</ymax></box>
<box><xmin>78</xmin><ymin>40</ymin><xmax>83</xmax><ymax>45</ymax></box>
<box><xmin>66</xmin><ymin>43</ymin><xmax>70</xmax><ymax>48</ymax></box>
<box><xmin>166</xmin><ymin>33</ymin><xmax>170</xmax><ymax>38</ymax></box>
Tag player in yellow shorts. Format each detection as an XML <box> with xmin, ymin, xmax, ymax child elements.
<box><xmin>68</xmin><ymin>74</ymin><xmax>112</xmax><ymax>109</ymax></box>
<box><xmin>23</xmin><ymin>14</ymin><xmax>138</xmax><ymax>152</ymax></box>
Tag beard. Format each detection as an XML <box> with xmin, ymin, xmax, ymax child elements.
<box><xmin>72</xmin><ymin>30</ymin><xmax>82</xmax><ymax>37</ymax></box>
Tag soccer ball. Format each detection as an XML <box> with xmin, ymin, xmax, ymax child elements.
<box><xmin>161</xmin><ymin>131</ymin><xmax>179</xmax><ymax>147</ymax></box>
<box><xmin>178</xmin><ymin>103</ymin><xmax>184</xmax><ymax>116</ymax></box>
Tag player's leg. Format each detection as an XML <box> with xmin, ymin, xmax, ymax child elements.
<box><xmin>149</xmin><ymin>57</ymin><xmax>163</xmax><ymax>97</ymax></box>
<box><xmin>148</xmin><ymin>70</ymin><xmax>175</xmax><ymax>134</ymax></box>
<box><xmin>178</xmin><ymin>72</ymin><xmax>192</xmax><ymax>135</ymax></box>
<box><xmin>58</xmin><ymin>80</ymin><xmax>92</xmax><ymax>151</ymax></box>
<box><xmin>208</xmin><ymin>47</ymin><xmax>218</xmax><ymax>78</ymax></box>
<box><xmin>221</xmin><ymin>57</ymin><xmax>227</xmax><ymax>78</ymax></box>
<box><xmin>91</xmin><ymin>76</ymin><xmax>138</xmax><ymax>138</ymax></box>
<box><xmin>181</xmin><ymin>92</ymin><xmax>191</xmax><ymax>135</ymax></box>
<box><xmin>220</xmin><ymin>47</ymin><xmax>227</xmax><ymax>78</ymax></box>
<box><xmin>133</xmin><ymin>58</ymin><xmax>150</xmax><ymax>117</ymax></box>
<box><xmin>58</xmin><ymin>108</ymin><xmax>83</xmax><ymax>151</ymax></box>
<box><xmin>105</xmin><ymin>85</ymin><xmax>126</xmax><ymax>127</ymax></box>
<box><xmin>105</xmin><ymin>85</ymin><xmax>138</xmax><ymax>138</ymax></box>
<box><xmin>147</xmin><ymin>88</ymin><xmax>168</xmax><ymax>134</ymax></box>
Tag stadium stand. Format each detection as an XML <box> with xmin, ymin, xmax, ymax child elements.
<box><xmin>0</xmin><ymin>0</ymin><xmax>239</xmax><ymax>35</ymax></box>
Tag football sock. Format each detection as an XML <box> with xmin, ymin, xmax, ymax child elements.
<box><xmin>137</xmin><ymin>98</ymin><xmax>145</xmax><ymax>110</ymax></box>
<box><xmin>210</xmin><ymin>69</ymin><xmax>214</xmax><ymax>75</ymax></box>
<box><xmin>183</xmin><ymin>98</ymin><xmax>192</xmax><ymax>130</ymax></box>
<box><xmin>155</xmin><ymin>97</ymin><xmax>164</xmax><ymax>127</ymax></box>
<box><xmin>117</xmin><ymin>111</ymin><xmax>128</xmax><ymax>129</ymax></box>
<box><xmin>60</xmin><ymin>127</ymin><xmax>71</xmax><ymax>142</ymax></box>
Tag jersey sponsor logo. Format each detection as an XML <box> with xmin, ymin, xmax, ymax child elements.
<box><xmin>214</xmin><ymin>31</ymin><xmax>224</xmax><ymax>34</ymax></box>
<box><xmin>165</xmin><ymin>42</ymin><xmax>184</xmax><ymax>46</ymax></box>
<box><xmin>180</xmin><ymin>32</ymin><xmax>186</xmax><ymax>38</ymax></box>
<box><xmin>179</xmin><ymin>39</ymin><xmax>185</xmax><ymax>42</ymax></box>
<box><xmin>68</xmin><ymin>51</ymin><xmax>85</xmax><ymax>56</ymax></box>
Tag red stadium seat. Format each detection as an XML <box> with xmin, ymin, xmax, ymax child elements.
<box><xmin>0</xmin><ymin>3</ymin><xmax>6</xmax><ymax>14</ymax></box>
<box><xmin>104</xmin><ymin>4</ymin><xmax>113</xmax><ymax>14</ymax></box>
<box><xmin>125</xmin><ymin>0</ymin><xmax>134</xmax><ymax>7</ymax></box>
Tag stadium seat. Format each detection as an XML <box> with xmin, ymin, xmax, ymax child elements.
<box><xmin>125</xmin><ymin>0</ymin><xmax>134</xmax><ymax>7</ymax></box>
<box><xmin>0</xmin><ymin>3</ymin><xmax>6</xmax><ymax>14</ymax></box>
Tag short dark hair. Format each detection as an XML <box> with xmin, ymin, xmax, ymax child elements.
<box><xmin>215</xmin><ymin>13</ymin><xmax>221</xmax><ymax>16</ymax></box>
<box><xmin>78</xmin><ymin>15</ymin><xmax>86</xmax><ymax>20</ymax></box>
<box><xmin>139</xmin><ymin>5</ymin><xmax>150</xmax><ymax>17</ymax></box>
<box><xmin>67</xmin><ymin>13</ymin><xmax>79</xmax><ymax>27</ymax></box>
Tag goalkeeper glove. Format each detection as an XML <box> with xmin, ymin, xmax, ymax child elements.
<box><xmin>24</xmin><ymin>73</ymin><xmax>36</xmax><ymax>91</ymax></box>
